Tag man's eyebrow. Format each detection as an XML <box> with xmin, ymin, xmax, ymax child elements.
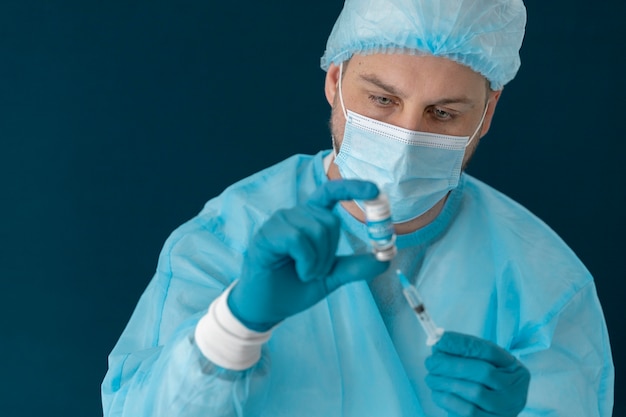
<box><xmin>359</xmin><ymin>73</ymin><xmax>476</xmax><ymax>107</ymax></box>
<box><xmin>432</xmin><ymin>97</ymin><xmax>476</xmax><ymax>108</ymax></box>
<box><xmin>359</xmin><ymin>73</ymin><xmax>407</xmax><ymax>99</ymax></box>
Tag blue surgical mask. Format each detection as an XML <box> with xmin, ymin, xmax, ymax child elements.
<box><xmin>333</xmin><ymin>63</ymin><xmax>487</xmax><ymax>223</ymax></box>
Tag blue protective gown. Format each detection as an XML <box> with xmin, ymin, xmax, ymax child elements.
<box><xmin>102</xmin><ymin>150</ymin><xmax>614</xmax><ymax>416</ymax></box>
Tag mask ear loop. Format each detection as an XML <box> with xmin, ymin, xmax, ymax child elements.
<box><xmin>338</xmin><ymin>62</ymin><xmax>348</xmax><ymax>119</ymax></box>
<box><xmin>332</xmin><ymin>62</ymin><xmax>348</xmax><ymax>157</ymax></box>
<box><xmin>466</xmin><ymin>103</ymin><xmax>489</xmax><ymax>148</ymax></box>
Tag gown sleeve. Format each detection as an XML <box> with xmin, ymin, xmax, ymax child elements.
<box><xmin>101</xmin><ymin>217</ymin><xmax>271</xmax><ymax>417</ymax></box>
<box><xmin>516</xmin><ymin>281</ymin><xmax>614</xmax><ymax>416</ymax></box>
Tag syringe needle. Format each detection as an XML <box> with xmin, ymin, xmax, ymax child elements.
<box><xmin>396</xmin><ymin>269</ymin><xmax>444</xmax><ymax>346</ymax></box>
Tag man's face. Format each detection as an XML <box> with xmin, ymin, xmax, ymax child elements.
<box><xmin>325</xmin><ymin>53</ymin><xmax>501</xmax><ymax>171</ymax></box>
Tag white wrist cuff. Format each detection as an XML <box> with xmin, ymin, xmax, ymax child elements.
<box><xmin>194</xmin><ymin>282</ymin><xmax>272</xmax><ymax>371</ymax></box>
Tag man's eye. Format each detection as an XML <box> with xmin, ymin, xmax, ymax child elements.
<box><xmin>432</xmin><ymin>108</ymin><xmax>453</xmax><ymax>120</ymax></box>
<box><xmin>368</xmin><ymin>95</ymin><xmax>394</xmax><ymax>106</ymax></box>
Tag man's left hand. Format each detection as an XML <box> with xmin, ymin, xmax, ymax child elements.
<box><xmin>425</xmin><ymin>331</ymin><xmax>530</xmax><ymax>417</ymax></box>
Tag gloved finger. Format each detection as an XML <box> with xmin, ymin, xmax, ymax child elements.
<box><xmin>433</xmin><ymin>331</ymin><xmax>517</xmax><ymax>369</ymax></box>
<box><xmin>324</xmin><ymin>253</ymin><xmax>390</xmax><ymax>294</ymax></box>
<box><xmin>252</xmin><ymin>209</ymin><xmax>318</xmax><ymax>269</ymax></box>
<box><xmin>285</xmin><ymin>207</ymin><xmax>341</xmax><ymax>282</ymax></box>
<box><xmin>252</xmin><ymin>207</ymin><xmax>340</xmax><ymax>281</ymax></box>
<box><xmin>425</xmin><ymin>351</ymin><xmax>517</xmax><ymax>391</ymax></box>
<box><xmin>429</xmin><ymin>390</ymin><xmax>493</xmax><ymax>417</ymax></box>
<box><xmin>308</xmin><ymin>179</ymin><xmax>379</xmax><ymax>209</ymax></box>
<box><xmin>426</xmin><ymin>374</ymin><xmax>526</xmax><ymax>416</ymax></box>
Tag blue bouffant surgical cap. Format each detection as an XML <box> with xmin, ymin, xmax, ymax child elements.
<box><xmin>320</xmin><ymin>0</ymin><xmax>527</xmax><ymax>90</ymax></box>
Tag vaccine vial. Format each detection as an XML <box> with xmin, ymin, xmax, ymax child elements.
<box><xmin>363</xmin><ymin>193</ymin><xmax>397</xmax><ymax>261</ymax></box>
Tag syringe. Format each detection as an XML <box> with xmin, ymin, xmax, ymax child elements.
<box><xmin>396</xmin><ymin>269</ymin><xmax>444</xmax><ymax>346</ymax></box>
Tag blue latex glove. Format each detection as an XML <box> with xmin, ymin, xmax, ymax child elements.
<box><xmin>228</xmin><ymin>179</ymin><xmax>391</xmax><ymax>331</ymax></box>
<box><xmin>425</xmin><ymin>331</ymin><xmax>530</xmax><ymax>417</ymax></box>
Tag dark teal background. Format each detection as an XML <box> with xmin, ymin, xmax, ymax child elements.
<box><xmin>1</xmin><ymin>1</ymin><xmax>623</xmax><ymax>416</ymax></box>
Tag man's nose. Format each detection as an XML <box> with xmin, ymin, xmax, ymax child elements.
<box><xmin>388</xmin><ymin>108</ymin><xmax>427</xmax><ymax>132</ymax></box>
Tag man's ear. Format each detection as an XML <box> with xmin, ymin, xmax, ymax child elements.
<box><xmin>479</xmin><ymin>89</ymin><xmax>503</xmax><ymax>138</ymax></box>
<box><xmin>324</xmin><ymin>63</ymin><xmax>342</xmax><ymax>107</ymax></box>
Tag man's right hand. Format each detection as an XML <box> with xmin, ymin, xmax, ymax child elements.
<box><xmin>227</xmin><ymin>179</ymin><xmax>391</xmax><ymax>331</ymax></box>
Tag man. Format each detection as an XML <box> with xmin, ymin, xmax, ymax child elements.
<box><xmin>102</xmin><ymin>0</ymin><xmax>614</xmax><ymax>416</ymax></box>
